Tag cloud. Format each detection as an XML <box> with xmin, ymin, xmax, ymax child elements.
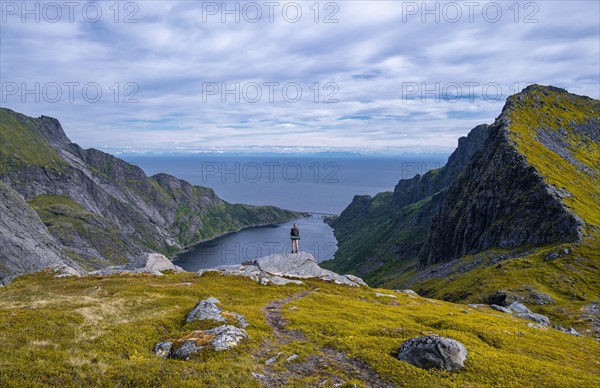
<box><xmin>1</xmin><ymin>0</ymin><xmax>598</xmax><ymax>154</ymax></box>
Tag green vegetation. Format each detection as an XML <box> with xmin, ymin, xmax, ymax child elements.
<box><xmin>506</xmin><ymin>85</ymin><xmax>600</xmax><ymax>229</ymax></box>
<box><xmin>323</xmin><ymin>86</ymin><xmax>600</xmax><ymax>335</ymax></box>
<box><xmin>1</xmin><ymin>107</ymin><xmax>303</xmax><ymax>271</ymax></box>
<box><xmin>322</xmin><ymin>192</ymin><xmax>429</xmax><ymax>283</ymax></box>
<box><xmin>0</xmin><ymin>108</ymin><xmax>67</xmax><ymax>174</ymax></box>
<box><xmin>0</xmin><ymin>272</ymin><xmax>597</xmax><ymax>386</ymax></box>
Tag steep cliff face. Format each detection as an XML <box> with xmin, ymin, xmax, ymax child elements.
<box><xmin>325</xmin><ymin>85</ymin><xmax>599</xmax><ymax>313</ymax></box>
<box><xmin>0</xmin><ymin>108</ymin><xmax>303</xmax><ymax>281</ymax></box>
<box><xmin>421</xmin><ymin>117</ymin><xmax>584</xmax><ymax>265</ymax></box>
<box><xmin>0</xmin><ymin>182</ymin><xmax>83</xmax><ymax>283</ymax></box>
<box><xmin>392</xmin><ymin>124</ymin><xmax>491</xmax><ymax>208</ymax></box>
<box><xmin>323</xmin><ymin>123</ymin><xmax>492</xmax><ymax>282</ymax></box>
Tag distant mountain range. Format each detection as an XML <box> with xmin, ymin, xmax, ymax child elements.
<box><xmin>322</xmin><ymin>85</ymin><xmax>599</xmax><ymax>335</ymax></box>
<box><xmin>0</xmin><ymin>109</ymin><xmax>303</xmax><ymax>283</ymax></box>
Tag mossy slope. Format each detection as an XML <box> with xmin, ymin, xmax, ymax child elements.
<box><xmin>0</xmin><ymin>108</ymin><xmax>303</xmax><ymax>276</ymax></box>
<box><xmin>0</xmin><ymin>273</ymin><xmax>597</xmax><ymax>387</ymax></box>
<box><xmin>324</xmin><ymin>85</ymin><xmax>600</xmax><ymax>335</ymax></box>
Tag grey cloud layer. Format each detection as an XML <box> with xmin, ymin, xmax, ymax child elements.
<box><xmin>1</xmin><ymin>1</ymin><xmax>598</xmax><ymax>153</ymax></box>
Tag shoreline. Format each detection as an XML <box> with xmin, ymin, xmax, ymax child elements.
<box><xmin>171</xmin><ymin>214</ymin><xmax>311</xmax><ymax>260</ymax></box>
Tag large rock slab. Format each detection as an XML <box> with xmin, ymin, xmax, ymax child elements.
<box><xmin>198</xmin><ymin>252</ymin><xmax>365</xmax><ymax>287</ymax></box>
<box><xmin>125</xmin><ymin>253</ymin><xmax>184</xmax><ymax>273</ymax></box>
<box><xmin>0</xmin><ymin>181</ymin><xmax>85</xmax><ymax>284</ymax></box>
<box><xmin>517</xmin><ymin>312</ymin><xmax>551</xmax><ymax>326</ymax></box>
<box><xmin>90</xmin><ymin>252</ymin><xmax>183</xmax><ymax>276</ymax></box>
<box><xmin>398</xmin><ymin>336</ymin><xmax>467</xmax><ymax>371</ymax></box>
<box><xmin>252</xmin><ymin>252</ymin><xmax>364</xmax><ymax>287</ymax></box>
<box><xmin>508</xmin><ymin>302</ymin><xmax>531</xmax><ymax>314</ymax></box>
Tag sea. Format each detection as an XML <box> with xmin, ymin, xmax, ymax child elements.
<box><xmin>121</xmin><ymin>154</ymin><xmax>447</xmax><ymax>270</ymax></box>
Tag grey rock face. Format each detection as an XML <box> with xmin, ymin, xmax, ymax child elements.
<box><xmin>392</xmin><ymin>125</ymin><xmax>491</xmax><ymax>208</ymax></box>
<box><xmin>421</xmin><ymin>118</ymin><xmax>583</xmax><ymax>265</ymax></box>
<box><xmin>252</xmin><ymin>252</ymin><xmax>364</xmax><ymax>287</ymax></box>
<box><xmin>204</xmin><ymin>325</ymin><xmax>248</xmax><ymax>351</ymax></box>
<box><xmin>170</xmin><ymin>340</ymin><xmax>204</xmax><ymax>360</ymax></box>
<box><xmin>185</xmin><ymin>297</ymin><xmax>249</xmax><ymax>328</ymax></box>
<box><xmin>153</xmin><ymin>342</ymin><xmax>173</xmax><ymax>358</ymax></box>
<box><xmin>490</xmin><ymin>304</ymin><xmax>512</xmax><ymax>314</ymax></box>
<box><xmin>185</xmin><ymin>298</ymin><xmax>227</xmax><ymax>324</ymax></box>
<box><xmin>124</xmin><ymin>253</ymin><xmax>184</xmax><ymax>273</ymax></box>
<box><xmin>199</xmin><ymin>252</ymin><xmax>365</xmax><ymax>287</ymax></box>
<box><xmin>0</xmin><ymin>108</ymin><xmax>301</xmax><ymax>281</ymax></box>
<box><xmin>508</xmin><ymin>302</ymin><xmax>531</xmax><ymax>314</ymax></box>
<box><xmin>400</xmin><ymin>289</ymin><xmax>419</xmax><ymax>296</ymax></box>
<box><xmin>486</xmin><ymin>290</ymin><xmax>508</xmax><ymax>306</ymax></box>
<box><xmin>398</xmin><ymin>336</ymin><xmax>467</xmax><ymax>371</ymax></box>
<box><xmin>517</xmin><ymin>312</ymin><xmax>551</xmax><ymax>326</ymax></box>
<box><xmin>0</xmin><ymin>181</ymin><xmax>84</xmax><ymax>283</ymax></box>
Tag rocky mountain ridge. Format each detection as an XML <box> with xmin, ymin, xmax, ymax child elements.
<box><xmin>322</xmin><ymin>85</ymin><xmax>599</xmax><ymax>333</ymax></box>
<box><xmin>0</xmin><ymin>108</ymin><xmax>303</xmax><ymax>283</ymax></box>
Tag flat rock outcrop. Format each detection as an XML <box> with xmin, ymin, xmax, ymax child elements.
<box><xmin>198</xmin><ymin>252</ymin><xmax>365</xmax><ymax>287</ymax></box>
<box><xmin>89</xmin><ymin>253</ymin><xmax>182</xmax><ymax>276</ymax></box>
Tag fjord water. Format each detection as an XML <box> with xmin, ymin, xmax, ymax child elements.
<box><xmin>122</xmin><ymin>155</ymin><xmax>446</xmax><ymax>269</ymax></box>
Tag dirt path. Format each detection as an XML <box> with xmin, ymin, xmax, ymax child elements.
<box><xmin>254</xmin><ymin>291</ymin><xmax>394</xmax><ymax>387</ymax></box>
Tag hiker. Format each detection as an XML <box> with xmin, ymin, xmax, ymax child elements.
<box><xmin>290</xmin><ymin>223</ymin><xmax>300</xmax><ymax>253</ymax></box>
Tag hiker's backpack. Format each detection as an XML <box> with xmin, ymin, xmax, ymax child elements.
<box><xmin>291</xmin><ymin>227</ymin><xmax>299</xmax><ymax>236</ymax></box>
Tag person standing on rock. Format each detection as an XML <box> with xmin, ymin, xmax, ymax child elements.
<box><xmin>290</xmin><ymin>223</ymin><xmax>300</xmax><ymax>253</ymax></box>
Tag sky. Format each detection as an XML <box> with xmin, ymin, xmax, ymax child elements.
<box><xmin>1</xmin><ymin>0</ymin><xmax>599</xmax><ymax>155</ymax></box>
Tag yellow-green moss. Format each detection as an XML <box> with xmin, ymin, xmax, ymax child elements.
<box><xmin>0</xmin><ymin>272</ymin><xmax>598</xmax><ymax>387</ymax></box>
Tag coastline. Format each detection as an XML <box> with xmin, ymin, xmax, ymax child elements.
<box><xmin>171</xmin><ymin>213</ymin><xmax>310</xmax><ymax>261</ymax></box>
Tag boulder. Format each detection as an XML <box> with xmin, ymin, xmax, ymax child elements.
<box><xmin>125</xmin><ymin>253</ymin><xmax>184</xmax><ymax>273</ymax></box>
<box><xmin>517</xmin><ymin>312</ymin><xmax>551</xmax><ymax>326</ymax></box>
<box><xmin>486</xmin><ymin>290</ymin><xmax>508</xmax><ymax>306</ymax></box>
<box><xmin>224</xmin><ymin>312</ymin><xmax>249</xmax><ymax>329</ymax></box>
<box><xmin>259</xmin><ymin>275</ymin><xmax>304</xmax><ymax>286</ymax></box>
<box><xmin>155</xmin><ymin>325</ymin><xmax>248</xmax><ymax>360</ymax></box>
<box><xmin>52</xmin><ymin>264</ymin><xmax>83</xmax><ymax>278</ymax></box>
<box><xmin>185</xmin><ymin>297</ymin><xmax>249</xmax><ymax>328</ymax></box>
<box><xmin>375</xmin><ymin>292</ymin><xmax>397</xmax><ymax>299</ymax></box>
<box><xmin>490</xmin><ymin>304</ymin><xmax>512</xmax><ymax>314</ymax></box>
<box><xmin>90</xmin><ymin>253</ymin><xmax>184</xmax><ymax>276</ymax></box>
<box><xmin>344</xmin><ymin>274</ymin><xmax>368</xmax><ymax>286</ymax></box>
<box><xmin>205</xmin><ymin>325</ymin><xmax>248</xmax><ymax>351</ymax></box>
<box><xmin>555</xmin><ymin>326</ymin><xmax>581</xmax><ymax>336</ymax></box>
<box><xmin>265</xmin><ymin>352</ymin><xmax>281</xmax><ymax>365</ymax></box>
<box><xmin>170</xmin><ymin>340</ymin><xmax>204</xmax><ymax>360</ymax></box>
<box><xmin>399</xmin><ymin>289</ymin><xmax>419</xmax><ymax>296</ymax></box>
<box><xmin>153</xmin><ymin>341</ymin><xmax>173</xmax><ymax>358</ymax></box>
<box><xmin>186</xmin><ymin>297</ymin><xmax>227</xmax><ymax>323</ymax></box>
<box><xmin>398</xmin><ymin>336</ymin><xmax>467</xmax><ymax>371</ymax></box>
<box><xmin>508</xmin><ymin>302</ymin><xmax>531</xmax><ymax>314</ymax></box>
